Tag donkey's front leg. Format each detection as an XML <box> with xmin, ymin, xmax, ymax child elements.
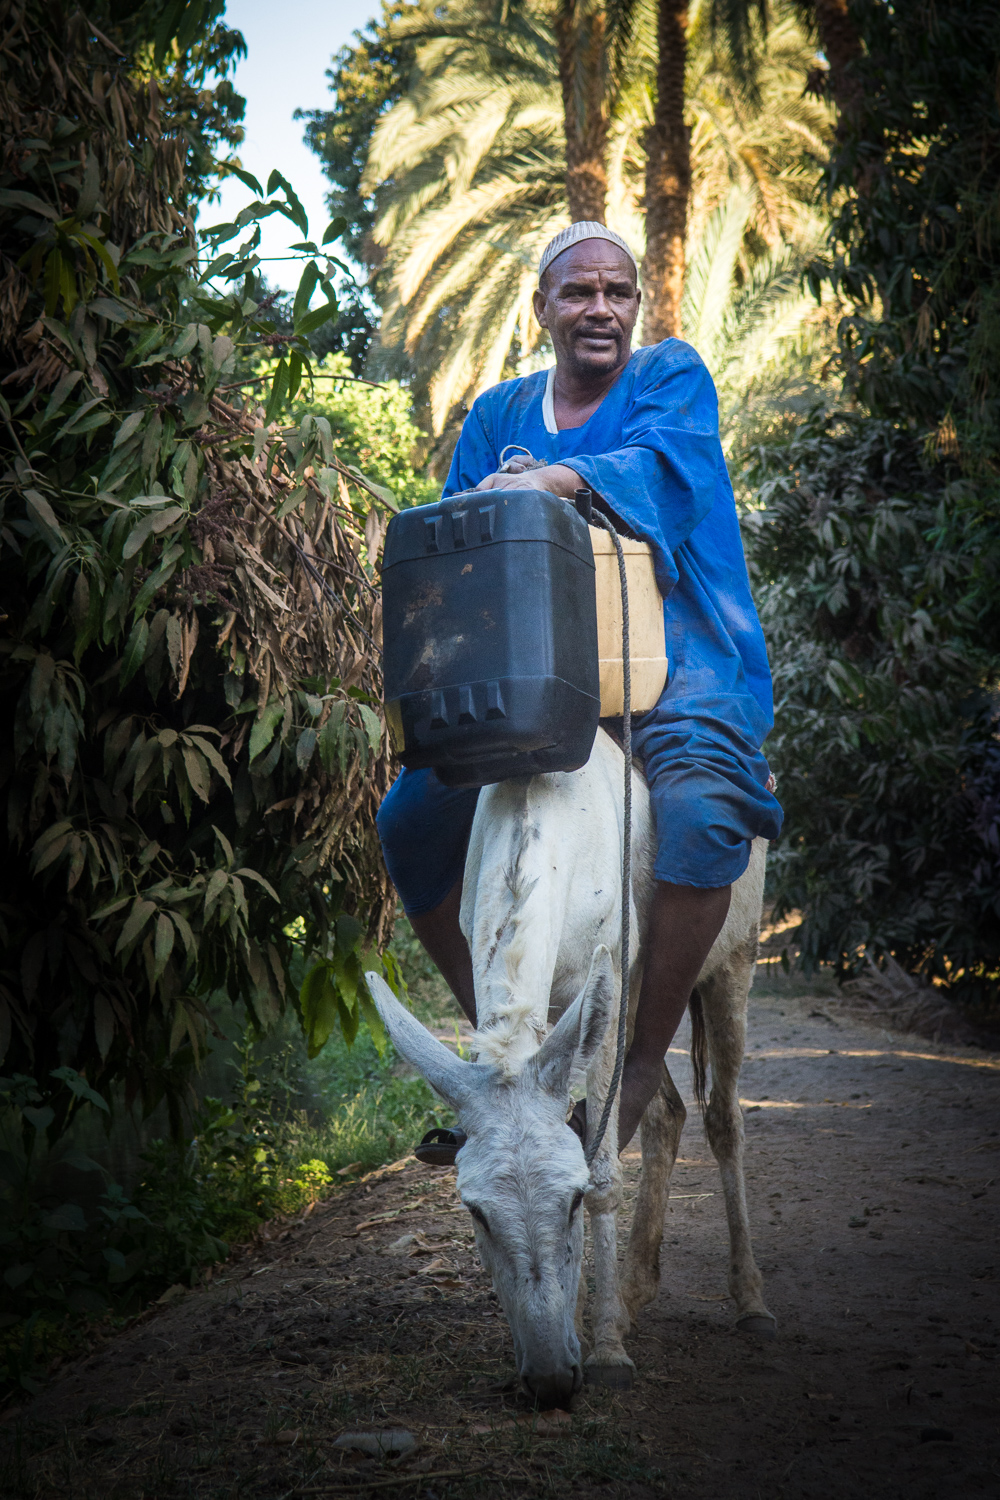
<box><xmin>583</xmin><ymin>1044</ymin><xmax>634</xmax><ymax>1388</ymax></box>
<box><xmin>586</xmin><ymin>1206</ymin><xmax>633</xmax><ymax>1387</ymax></box>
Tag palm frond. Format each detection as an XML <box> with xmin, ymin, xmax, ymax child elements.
<box><xmin>361</xmin><ymin>0</ymin><xmax>834</xmax><ymax>432</ymax></box>
<box><xmin>682</xmin><ymin>186</ymin><xmax>754</xmax><ymax>364</ymax></box>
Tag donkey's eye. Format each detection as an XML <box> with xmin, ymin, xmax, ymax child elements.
<box><xmin>569</xmin><ymin>1190</ymin><xmax>585</xmax><ymax>1221</ymax></box>
<box><xmin>468</xmin><ymin>1204</ymin><xmax>490</xmax><ymax>1234</ymax></box>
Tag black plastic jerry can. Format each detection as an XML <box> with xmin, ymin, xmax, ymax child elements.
<box><xmin>381</xmin><ymin>489</ymin><xmax>600</xmax><ymax>787</ymax></box>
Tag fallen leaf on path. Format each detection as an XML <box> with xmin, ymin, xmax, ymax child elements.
<box><xmin>361</xmin><ymin>1155</ymin><xmax>417</xmax><ymax>1182</ymax></box>
<box><xmin>386</xmin><ymin>1232</ymin><xmax>433</xmax><ymax>1256</ymax></box>
<box><xmin>156</xmin><ymin>1284</ymin><xmax>187</xmax><ymax>1305</ymax></box>
<box><xmin>347</xmin><ymin>1211</ymin><xmax>403</xmax><ymax>1236</ymax></box>
<box><xmin>336</xmin><ymin>1161</ymin><xmax>364</xmax><ymax>1176</ymax></box>
<box><xmin>418</xmin><ymin>1256</ymin><xmax>457</xmax><ymax>1276</ymax></box>
<box><xmin>266</xmin><ymin>1429</ymin><xmax>301</xmax><ymax>1446</ymax></box>
<box><xmin>333</xmin><ymin>1427</ymin><xmax>417</xmax><ymax>1457</ymax></box>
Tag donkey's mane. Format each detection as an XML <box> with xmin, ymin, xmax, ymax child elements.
<box><xmin>472</xmin><ymin>826</ymin><xmax>547</xmax><ymax>1075</ymax></box>
<box><xmin>472</xmin><ymin>996</ymin><xmax>543</xmax><ymax>1075</ymax></box>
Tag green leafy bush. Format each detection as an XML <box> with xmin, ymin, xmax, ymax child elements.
<box><xmin>290</xmin><ymin>353</ymin><xmax>437</xmax><ymax>506</ymax></box>
<box><xmin>0</xmin><ymin>0</ymin><xmax>404</xmax><ymax>1145</ymax></box>
<box><xmin>0</xmin><ymin>0</ymin><xmax>453</xmax><ymax>1402</ymax></box>
<box><xmin>744</xmin><ymin>407</ymin><xmax>1000</xmax><ymax>1002</ymax></box>
<box><xmin>742</xmin><ymin>0</ymin><xmax>1000</xmax><ymax>1001</ymax></box>
<box><xmin>0</xmin><ymin>1004</ymin><xmax>452</xmax><ymax>1395</ymax></box>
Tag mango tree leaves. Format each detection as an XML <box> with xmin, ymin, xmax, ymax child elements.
<box><xmin>49</xmin><ymin>1066</ymin><xmax>109</xmax><ymax>1114</ymax></box>
<box><xmin>120</xmin><ymin>617</ymin><xmax>149</xmax><ymax>687</ymax></box>
<box><xmin>298</xmin><ymin>913</ymin><xmax>396</xmax><ymax>1059</ymax></box>
<box><xmin>219</xmin><ymin>159</ymin><xmax>263</xmax><ymax>197</ymax></box>
<box><xmin>296</xmin><ymin>299</ymin><xmax>338</xmax><ymax>338</ymax></box>
<box><xmin>40</xmin><ymin>1203</ymin><xmax>87</xmax><ymax>1232</ymax></box>
<box><xmin>292</xmin><ymin>260</ymin><xmax>320</xmax><ymax>328</ymax></box>
<box><xmin>299</xmin><ymin>951</ymin><xmax>369</xmax><ymax>1057</ymax></box>
<box><xmin>122</xmin><ymin>504</ymin><xmax>185</xmax><ymax>561</ymax></box>
<box><xmin>0</xmin><ymin>88</ymin><xmax>394</xmax><ymax>1138</ymax></box>
<box><xmin>23</xmin><ymin>490</ymin><xmax>64</xmax><ymax>546</ymax></box>
<box><xmin>249</xmin><ymin>699</ymin><xmax>286</xmax><ymax>763</ymax></box>
<box><xmin>358</xmin><ymin>704</ymin><xmax>382</xmax><ymax>754</ymax></box>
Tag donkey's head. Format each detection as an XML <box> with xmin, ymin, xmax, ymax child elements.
<box><xmin>366</xmin><ymin>948</ymin><xmax>613</xmax><ymax>1408</ymax></box>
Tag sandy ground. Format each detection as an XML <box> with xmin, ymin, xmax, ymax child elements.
<box><xmin>2</xmin><ymin>980</ymin><xmax>999</xmax><ymax>1499</ymax></box>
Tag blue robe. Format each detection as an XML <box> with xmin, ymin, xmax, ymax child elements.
<box><xmin>377</xmin><ymin>340</ymin><xmax>782</xmax><ymax>909</ymax></box>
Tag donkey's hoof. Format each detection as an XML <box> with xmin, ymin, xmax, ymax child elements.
<box><xmin>737</xmin><ymin>1313</ymin><xmax>777</xmax><ymax>1339</ymax></box>
<box><xmin>584</xmin><ymin>1361</ymin><xmax>635</xmax><ymax>1390</ymax></box>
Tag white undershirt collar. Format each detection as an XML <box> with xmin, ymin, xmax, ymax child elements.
<box><xmin>542</xmin><ymin>366</ymin><xmax>557</xmax><ymax>435</ymax></box>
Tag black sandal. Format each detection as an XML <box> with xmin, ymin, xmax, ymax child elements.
<box><xmin>414</xmin><ymin>1127</ymin><xmax>467</xmax><ymax>1167</ymax></box>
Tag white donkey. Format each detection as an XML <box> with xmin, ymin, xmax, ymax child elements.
<box><xmin>367</xmin><ymin>730</ymin><xmax>774</xmax><ymax>1409</ymax></box>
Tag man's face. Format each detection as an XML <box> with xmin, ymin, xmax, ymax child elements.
<box><xmin>532</xmin><ymin>241</ymin><xmax>640</xmax><ymax>381</ymax></box>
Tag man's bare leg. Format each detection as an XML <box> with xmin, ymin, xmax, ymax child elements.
<box><xmin>408</xmin><ymin>876</ymin><xmax>477</xmax><ymax>1025</ymax></box>
<box><xmin>616</xmin><ymin>881</ymin><xmax>731</xmax><ymax>1150</ymax></box>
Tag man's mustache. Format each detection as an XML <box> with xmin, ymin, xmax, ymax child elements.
<box><xmin>571</xmin><ymin>324</ymin><xmax>623</xmax><ymax>341</ymax></box>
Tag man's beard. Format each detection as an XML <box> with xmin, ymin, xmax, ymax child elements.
<box><xmin>565</xmin><ymin>324</ymin><xmax>627</xmax><ymax>376</ymax></box>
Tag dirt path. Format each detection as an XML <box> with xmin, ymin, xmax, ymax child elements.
<box><xmin>3</xmin><ymin>986</ymin><xmax>999</xmax><ymax>1499</ymax></box>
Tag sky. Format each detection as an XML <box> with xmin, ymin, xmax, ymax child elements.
<box><xmin>210</xmin><ymin>0</ymin><xmax>380</xmax><ymax>290</ymax></box>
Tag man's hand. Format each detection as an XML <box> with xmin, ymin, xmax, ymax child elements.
<box><xmin>475</xmin><ymin>462</ymin><xmax>583</xmax><ymax>496</ymax></box>
<box><xmin>497</xmin><ymin>454</ymin><xmax>545</xmax><ymax>475</ymax></box>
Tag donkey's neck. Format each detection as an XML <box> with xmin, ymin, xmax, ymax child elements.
<box><xmin>464</xmin><ymin>780</ymin><xmax>569</xmax><ymax>1076</ymax></box>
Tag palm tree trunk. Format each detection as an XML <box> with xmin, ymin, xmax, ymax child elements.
<box><xmin>812</xmin><ymin>0</ymin><xmax>863</xmax><ymax>120</ymax></box>
<box><xmin>642</xmin><ymin>0</ymin><xmax>689</xmax><ymax>342</ymax></box>
<box><xmin>555</xmin><ymin>0</ymin><xmax>609</xmax><ymax>223</ymax></box>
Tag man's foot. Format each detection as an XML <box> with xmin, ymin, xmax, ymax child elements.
<box><xmin>414</xmin><ymin>1127</ymin><xmax>467</xmax><ymax>1167</ymax></box>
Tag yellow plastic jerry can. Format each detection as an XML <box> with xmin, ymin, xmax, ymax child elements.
<box><xmin>589</xmin><ymin>526</ymin><xmax>668</xmax><ymax>717</ymax></box>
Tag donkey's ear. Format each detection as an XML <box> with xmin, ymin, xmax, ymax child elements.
<box><xmin>365</xmin><ymin>972</ymin><xmax>472</xmax><ymax>1111</ymax></box>
<box><xmin>529</xmin><ymin>945</ymin><xmax>614</xmax><ymax>1100</ymax></box>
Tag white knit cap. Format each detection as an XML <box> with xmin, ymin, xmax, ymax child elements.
<box><xmin>538</xmin><ymin>221</ymin><xmax>639</xmax><ymax>280</ymax></box>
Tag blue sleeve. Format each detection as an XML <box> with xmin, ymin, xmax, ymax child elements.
<box><xmin>442</xmin><ymin>400</ymin><xmax>499</xmax><ymax>498</ymax></box>
<box><xmin>567</xmin><ymin>344</ymin><xmax>722</xmax><ymax>599</ymax></box>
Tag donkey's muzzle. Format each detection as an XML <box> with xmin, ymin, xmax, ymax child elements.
<box><xmin>521</xmin><ymin>1362</ymin><xmax>582</xmax><ymax>1410</ymax></box>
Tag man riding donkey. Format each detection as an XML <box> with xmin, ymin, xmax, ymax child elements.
<box><xmin>376</xmin><ymin>222</ymin><xmax>782</xmax><ymax>1162</ymax></box>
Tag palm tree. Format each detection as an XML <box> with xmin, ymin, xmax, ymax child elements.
<box><xmin>361</xmin><ymin>0</ymin><xmax>832</xmax><ymax>432</ymax></box>
<box><xmin>681</xmin><ymin>185</ymin><xmax>837</xmax><ymax>464</ymax></box>
<box><xmin>684</xmin><ymin>9</ymin><xmax>833</xmax><ymax>251</ymax></box>
<box><xmin>555</xmin><ymin>0</ymin><xmax>612</xmax><ymax>222</ymax></box>
<box><xmin>642</xmin><ymin>0</ymin><xmax>690</xmax><ymax>341</ymax></box>
<box><xmin>810</xmin><ymin>0</ymin><xmax>864</xmax><ymax>121</ymax></box>
<box><xmin>362</xmin><ymin>2</ymin><xmax>564</xmax><ymax>430</ymax></box>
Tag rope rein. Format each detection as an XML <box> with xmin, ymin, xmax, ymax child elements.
<box><xmin>583</xmin><ymin>506</ymin><xmax>632</xmax><ymax>1169</ymax></box>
